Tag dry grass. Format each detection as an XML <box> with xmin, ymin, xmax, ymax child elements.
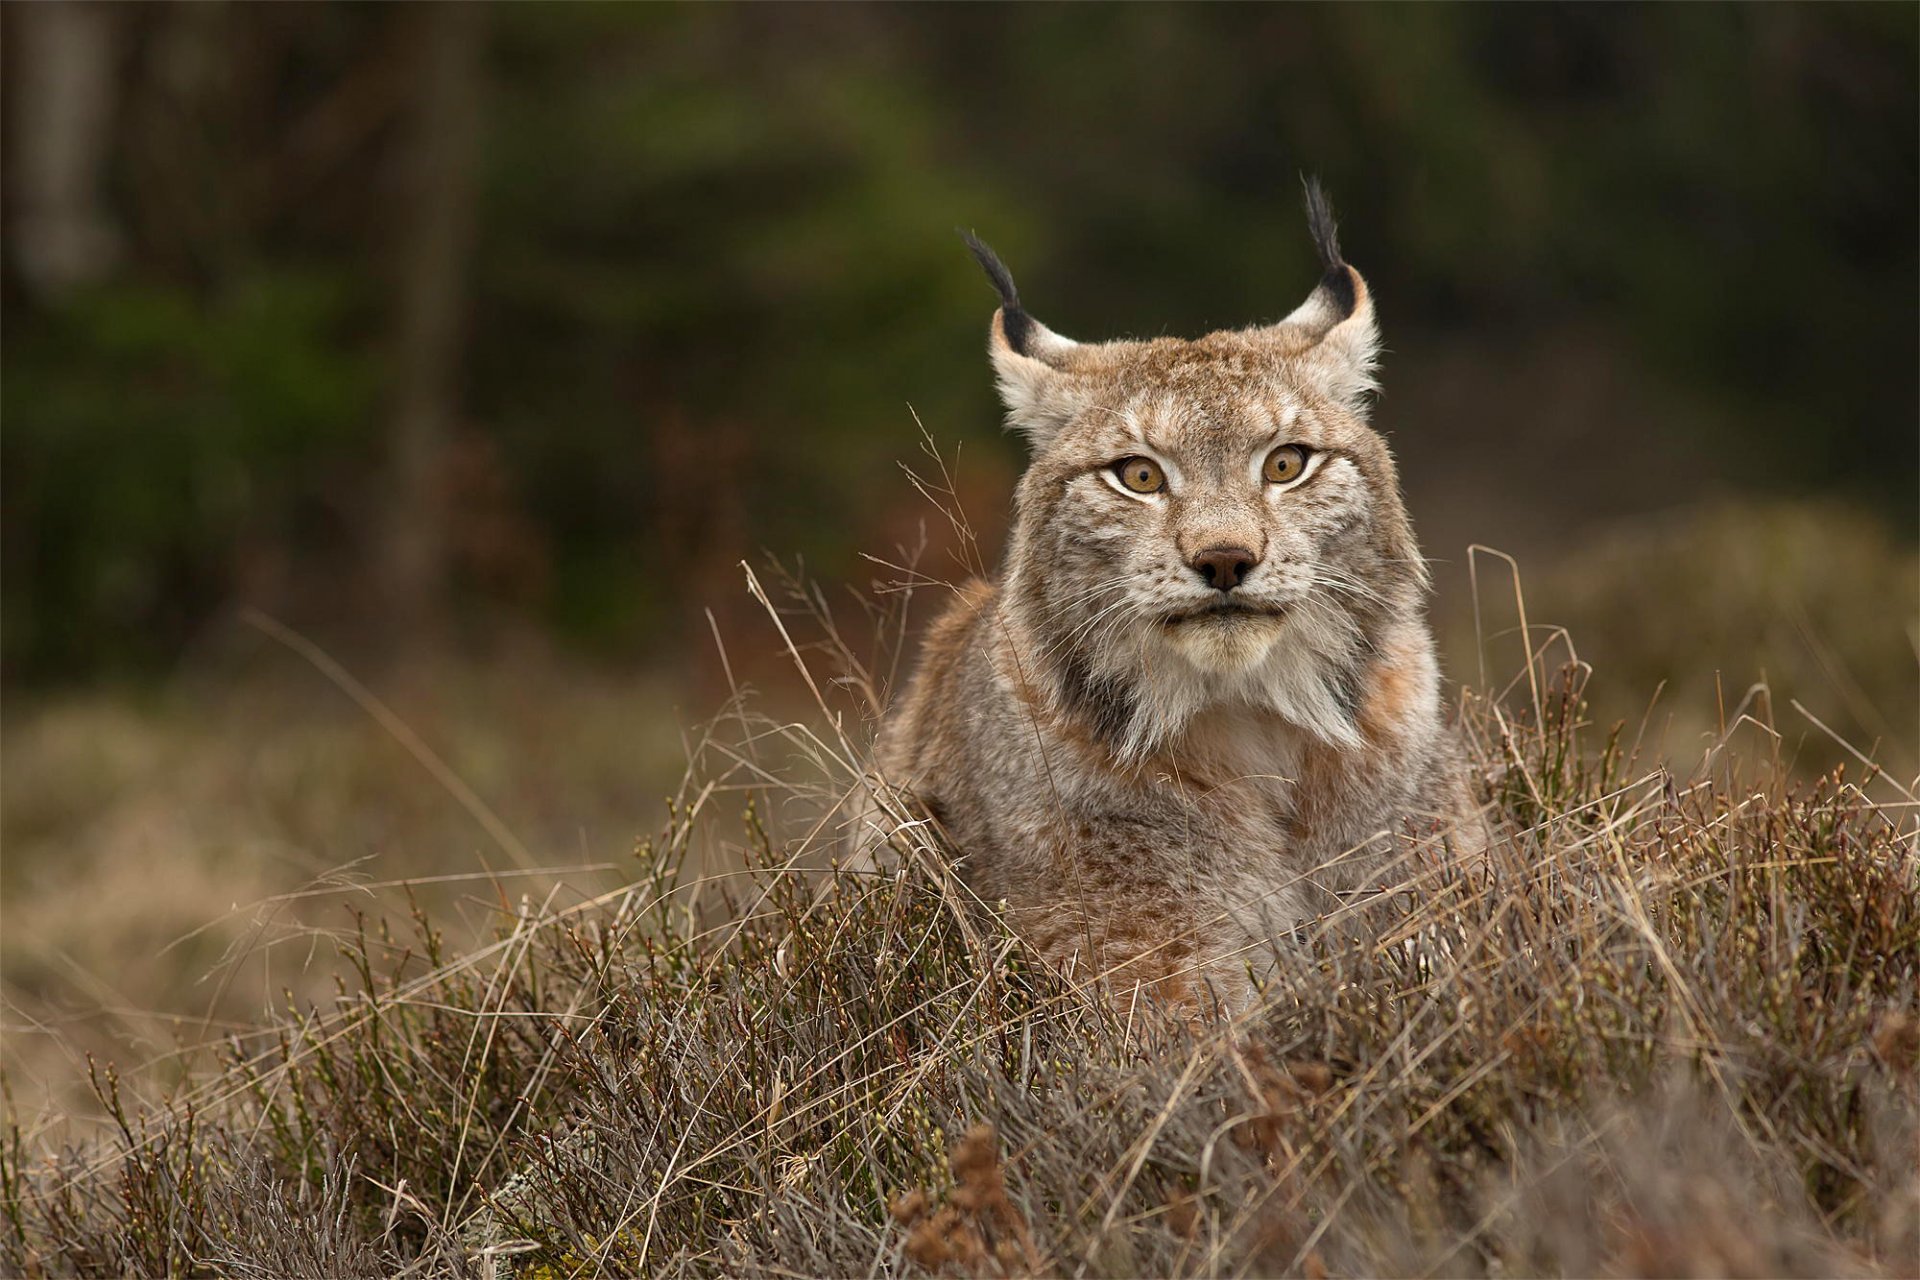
<box><xmin>1436</xmin><ymin>499</ymin><xmax>1920</xmax><ymax>781</ymax></box>
<box><xmin>0</xmin><ymin>641</ymin><xmax>693</xmax><ymax>1129</ymax></box>
<box><xmin>3</xmin><ymin>550</ymin><xmax>1916</xmax><ymax>1278</ymax></box>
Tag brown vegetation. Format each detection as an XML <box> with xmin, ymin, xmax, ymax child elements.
<box><xmin>2</xmin><ymin>573</ymin><xmax>1915</xmax><ymax>1277</ymax></box>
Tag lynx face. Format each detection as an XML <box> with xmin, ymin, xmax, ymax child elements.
<box><xmin>968</xmin><ymin>189</ymin><xmax>1425</xmax><ymax>759</ymax></box>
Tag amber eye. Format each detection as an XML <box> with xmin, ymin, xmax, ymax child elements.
<box><xmin>1263</xmin><ymin>444</ymin><xmax>1311</xmax><ymax>485</ymax></box>
<box><xmin>1112</xmin><ymin>456</ymin><xmax>1166</xmax><ymax>494</ymax></box>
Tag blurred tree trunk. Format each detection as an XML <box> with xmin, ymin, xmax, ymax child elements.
<box><xmin>8</xmin><ymin>2</ymin><xmax>120</xmax><ymax>298</ymax></box>
<box><xmin>380</xmin><ymin>3</ymin><xmax>484</xmax><ymax>645</ymax></box>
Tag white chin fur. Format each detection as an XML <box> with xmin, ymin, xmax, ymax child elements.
<box><xmin>1160</xmin><ymin>613</ymin><xmax>1284</xmax><ymax>674</ymax></box>
<box><xmin>1109</xmin><ymin>604</ymin><xmax>1365</xmax><ymax>759</ymax></box>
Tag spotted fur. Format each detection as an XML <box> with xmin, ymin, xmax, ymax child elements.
<box><xmin>877</xmin><ymin>184</ymin><xmax>1479</xmax><ymax>1014</ymax></box>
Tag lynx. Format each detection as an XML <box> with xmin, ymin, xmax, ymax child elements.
<box><xmin>872</xmin><ymin>184</ymin><xmax>1479</xmax><ymax>1014</ymax></box>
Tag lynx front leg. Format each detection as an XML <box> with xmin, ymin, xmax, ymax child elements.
<box><xmin>1007</xmin><ymin>890</ymin><xmax>1258</xmax><ymax>1020</ymax></box>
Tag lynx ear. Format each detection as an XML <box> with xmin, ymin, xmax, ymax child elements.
<box><xmin>1261</xmin><ymin>179</ymin><xmax>1380</xmax><ymax>412</ymax></box>
<box><xmin>963</xmin><ymin>232</ymin><xmax>1086</xmax><ymax>445</ymax></box>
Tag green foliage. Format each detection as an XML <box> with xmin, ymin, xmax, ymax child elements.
<box><xmin>3</xmin><ymin>5</ymin><xmax>1914</xmax><ymax>675</ymax></box>
<box><xmin>2</xmin><ymin>269</ymin><xmax>374</xmax><ymax>676</ymax></box>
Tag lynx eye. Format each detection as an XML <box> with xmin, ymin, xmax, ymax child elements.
<box><xmin>1112</xmin><ymin>456</ymin><xmax>1166</xmax><ymax>494</ymax></box>
<box><xmin>1263</xmin><ymin>444</ymin><xmax>1311</xmax><ymax>485</ymax></box>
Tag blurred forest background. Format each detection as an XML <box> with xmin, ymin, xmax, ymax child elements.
<box><xmin>3</xmin><ymin>4</ymin><xmax>1916</xmax><ymax>1121</ymax></box>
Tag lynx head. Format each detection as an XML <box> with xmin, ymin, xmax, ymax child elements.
<box><xmin>968</xmin><ymin>182</ymin><xmax>1428</xmax><ymax>761</ymax></box>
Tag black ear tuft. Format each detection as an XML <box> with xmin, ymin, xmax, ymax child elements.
<box><xmin>960</xmin><ymin>230</ymin><xmax>1020</xmax><ymax>309</ymax></box>
<box><xmin>1301</xmin><ymin>176</ymin><xmax>1356</xmax><ymax>318</ymax></box>
<box><xmin>1301</xmin><ymin>176</ymin><xmax>1345</xmax><ymax>271</ymax></box>
<box><xmin>960</xmin><ymin>229</ymin><xmax>1033</xmax><ymax>355</ymax></box>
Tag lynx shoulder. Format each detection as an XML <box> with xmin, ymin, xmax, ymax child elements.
<box><xmin>876</xmin><ymin>183</ymin><xmax>1480</xmax><ymax>1014</ymax></box>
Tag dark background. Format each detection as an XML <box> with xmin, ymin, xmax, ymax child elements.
<box><xmin>4</xmin><ymin>3</ymin><xmax>1915</xmax><ymax>683</ymax></box>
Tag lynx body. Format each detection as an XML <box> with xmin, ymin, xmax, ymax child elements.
<box><xmin>875</xmin><ymin>187</ymin><xmax>1478</xmax><ymax>1012</ymax></box>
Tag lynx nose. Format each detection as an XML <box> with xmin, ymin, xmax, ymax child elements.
<box><xmin>1189</xmin><ymin>546</ymin><xmax>1258</xmax><ymax>592</ymax></box>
